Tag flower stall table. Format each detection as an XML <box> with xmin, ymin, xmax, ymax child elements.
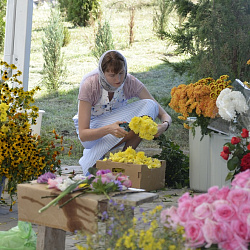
<box><xmin>17</xmin><ymin>182</ymin><xmax>158</xmax><ymax>250</ymax></box>
<box><xmin>189</xmin><ymin>126</ymin><xmax>231</xmax><ymax>192</ymax></box>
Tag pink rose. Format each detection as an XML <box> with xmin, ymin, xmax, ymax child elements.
<box><xmin>219</xmin><ymin>234</ymin><xmax>249</xmax><ymax>250</ymax></box>
<box><xmin>208</xmin><ymin>186</ymin><xmax>230</xmax><ymax>201</ymax></box>
<box><xmin>238</xmin><ymin>204</ymin><xmax>250</xmax><ymax>225</ymax></box>
<box><xmin>47</xmin><ymin>177</ymin><xmax>63</xmax><ymax>189</ymax></box>
<box><xmin>193</xmin><ymin>193</ymin><xmax>213</xmax><ymax>207</ymax></box>
<box><xmin>178</xmin><ymin>192</ymin><xmax>193</xmax><ymax>203</ymax></box>
<box><xmin>227</xmin><ymin>188</ymin><xmax>249</xmax><ymax>208</ymax></box>
<box><xmin>232</xmin><ymin>169</ymin><xmax>250</xmax><ymax>188</ymax></box>
<box><xmin>184</xmin><ymin>219</ymin><xmax>205</xmax><ymax>248</ymax></box>
<box><xmin>177</xmin><ymin>200</ymin><xmax>195</xmax><ymax>222</ymax></box>
<box><xmin>213</xmin><ymin>221</ymin><xmax>233</xmax><ymax>243</ymax></box>
<box><xmin>161</xmin><ymin>206</ymin><xmax>180</xmax><ymax>229</ymax></box>
<box><xmin>202</xmin><ymin>218</ymin><xmax>219</xmax><ymax>247</ymax></box>
<box><xmin>213</xmin><ymin>200</ymin><xmax>236</xmax><ymax>222</ymax></box>
<box><xmin>231</xmin><ymin>219</ymin><xmax>249</xmax><ymax>240</ymax></box>
<box><xmin>193</xmin><ymin>202</ymin><xmax>213</xmax><ymax>220</ymax></box>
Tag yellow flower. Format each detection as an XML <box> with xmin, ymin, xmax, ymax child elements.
<box><xmin>247</xmin><ymin>59</ymin><xmax>250</xmax><ymax>65</ymax></box>
<box><xmin>129</xmin><ymin>116</ymin><xmax>158</xmax><ymax>140</ymax></box>
<box><xmin>105</xmin><ymin>146</ymin><xmax>161</xmax><ymax>168</ymax></box>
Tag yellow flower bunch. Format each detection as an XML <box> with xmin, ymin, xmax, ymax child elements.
<box><xmin>129</xmin><ymin>115</ymin><xmax>158</xmax><ymax>140</ymax></box>
<box><xmin>169</xmin><ymin>75</ymin><xmax>231</xmax><ymax>121</ymax></box>
<box><xmin>0</xmin><ymin>61</ymin><xmax>71</xmax><ymax>209</ymax></box>
<box><xmin>104</xmin><ymin>146</ymin><xmax>161</xmax><ymax>169</ymax></box>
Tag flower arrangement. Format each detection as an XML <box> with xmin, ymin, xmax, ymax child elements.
<box><xmin>169</xmin><ymin>75</ymin><xmax>232</xmax><ymax>137</ymax></box>
<box><xmin>220</xmin><ymin>128</ymin><xmax>250</xmax><ymax>181</ymax></box>
<box><xmin>0</xmin><ymin>61</ymin><xmax>71</xmax><ymax>210</ymax></box>
<box><xmin>216</xmin><ymin>88</ymin><xmax>248</xmax><ymax>122</ymax></box>
<box><xmin>160</xmin><ymin>170</ymin><xmax>250</xmax><ymax>250</ymax></box>
<box><xmin>129</xmin><ymin>115</ymin><xmax>158</xmax><ymax>140</ymax></box>
<box><xmin>38</xmin><ymin>169</ymin><xmax>132</xmax><ymax>213</ymax></box>
<box><xmin>103</xmin><ymin>146</ymin><xmax>161</xmax><ymax>169</ymax></box>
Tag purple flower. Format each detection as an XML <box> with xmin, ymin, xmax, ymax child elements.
<box><xmin>119</xmin><ymin>204</ymin><xmax>125</xmax><ymax>211</ymax></box>
<box><xmin>37</xmin><ymin>172</ymin><xmax>56</xmax><ymax>184</ymax></box>
<box><xmin>96</xmin><ymin>169</ymin><xmax>112</xmax><ymax>176</ymax></box>
<box><xmin>101</xmin><ymin>211</ymin><xmax>108</xmax><ymax>221</ymax></box>
<box><xmin>113</xmin><ymin>180</ymin><xmax>123</xmax><ymax>191</ymax></box>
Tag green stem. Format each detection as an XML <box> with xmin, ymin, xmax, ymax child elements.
<box><xmin>38</xmin><ymin>179</ymin><xmax>86</xmax><ymax>213</ymax></box>
<box><xmin>59</xmin><ymin>187</ymin><xmax>91</xmax><ymax>208</ymax></box>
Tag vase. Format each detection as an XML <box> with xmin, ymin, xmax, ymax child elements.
<box><xmin>0</xmin><ymin>176</ymin><xmax>6</xmax><ymax>198</ymax></box>
<box><xmin>189</xmin><ymin>126</ymin><xmax>231</xmax><ymax>192</ymax></box>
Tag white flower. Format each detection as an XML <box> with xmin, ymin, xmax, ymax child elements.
<box><xmin>216</xmin><ymin>88</ymin><xmax>249</xmax><ymax>121</ymax></box>
<box><xmin>57</xmin><ymin>178</ymin><xmax>76</xmax><ymax>191</ymax></box>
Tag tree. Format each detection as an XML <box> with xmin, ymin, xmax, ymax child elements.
<box><xmin>164</xmin><ymin>0</ymin><xmax>250</xmax><ymax>81</ymax></box>
<box><xmin>58</xmin><ymin>0</ymin><xmax>100</xmax><ymax>27</ymax></box>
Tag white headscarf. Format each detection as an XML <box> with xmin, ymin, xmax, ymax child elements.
<box><xmin>98</xmin><ymin>50</ymin><xmax>128</xmax><ymax>92</ymax></box>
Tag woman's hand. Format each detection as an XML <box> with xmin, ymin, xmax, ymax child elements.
<box><xmin>154</xmin><ymin>122</ymin><xmax>169</xmax><ymax>138</ymax></box>
<box><xmin>109</xmin><ymin>121</ymin><xmax>129</xmax><ymax>138</ymax></box>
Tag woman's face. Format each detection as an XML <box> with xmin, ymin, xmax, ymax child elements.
<box><xmin>104</xmin><ymin>67</ymin><xmax>125</xmax><ymax>88</ymax></box>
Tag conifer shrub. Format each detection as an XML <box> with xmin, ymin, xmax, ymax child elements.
<box><xmin>42</xmin><ymin>8</ymin><xmax>66</xmax><ymax>93</ymax></box>
<box><xmin>92</xmin><ymin>20</ymin><xmax>115</xmax><ymax>61</ymax></box>
<box><xmin>62</xmin><ymin>26</ymin><xmax>70</xmax><ymax>47</ymax></box>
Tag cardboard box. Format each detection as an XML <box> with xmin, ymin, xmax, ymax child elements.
<box><xmin>17</xmin><ymin>182</ymin><xmax>150</xmax><ymax>234</ymax></box>
<box><xmin>18</xmin><ymin>183</ymin><xmax>100</xmax><ymax>233</ymax></box>
<box><xmin>96</xmin><ymin>160</ymin><xmax>166</xmax><ymax>191</ymax></box>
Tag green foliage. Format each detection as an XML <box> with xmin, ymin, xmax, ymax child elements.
<box><xmin>92</xmin><ymin>20</ymin><xmax>115</xmax><ymax>61</ymax></box>
<box><xmin>163</xmin><ymin>0</ymin><xmax>250</xmax><ymax>81</ymax></box>
<box><xmin>62</xmin><ymin>26</ymin><xmax>71</xmax><ymax>47</ymax></box>
<box><xmin>153</xmin><ymin>0</ymin><xmax>174</xmax><ymax>40</ymax></box>
<box><xmin>42</xmin><ymin>8</ymin><xmax>66</xmax><ymax>93</ymax></box>
<box><xmin>0</xmin><ymin>0</ymin><xmax>6</xmax><ymax>52</ymax></box>
<box><xmin>153</xmin><ymin>134</ymin><xmax>189</xmax><ymax>188</ymax></box>
<box><xmin>59</xmin><ymin>0</ymin><xmax>101</xmax><ymax>27</ymax></box>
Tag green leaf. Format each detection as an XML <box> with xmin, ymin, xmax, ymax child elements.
<box><xmin>225</xmin><ymin>172</ymin><xmax>234</xmax><ymax>181</ymax></box>
<box><xmin>227</xmin><ymin>157</ymin><xmax>239</xmax><ymax>171</ymax></box>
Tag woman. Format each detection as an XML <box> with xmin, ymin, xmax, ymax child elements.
<box><xmin>73</xmin><ymin>50</ymin><xmax>172</xmax><ymax>175</ymax></box>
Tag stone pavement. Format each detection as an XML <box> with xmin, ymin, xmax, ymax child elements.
<box><xmin>0</xmin><ymin>165</ymin><xmax>193</xmax><ymax>250</ymax></box>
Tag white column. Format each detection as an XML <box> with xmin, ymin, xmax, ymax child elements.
<box><xmin>3</xmin><ymin>0</ymin><xmax>33</xmax><ymax>91</ymax></box>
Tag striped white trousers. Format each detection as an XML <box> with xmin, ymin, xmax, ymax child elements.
<box><xmin>73</xmin><ymin>99</ymin><xmax>159</xmax><ymax>175</ymax></box>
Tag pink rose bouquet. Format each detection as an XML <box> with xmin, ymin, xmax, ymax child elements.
<box><xmin>161</xmin><ymin>170</ymin><xmax>250</xmax><ymax>250</ymax></box>
<box><xmin>220</xmin><ymin>128</ymin><xmax>250</xmax><ymax>181</ymax></box>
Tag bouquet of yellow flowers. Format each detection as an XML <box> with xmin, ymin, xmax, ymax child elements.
<box><xmin>129</xmin><ymin>115</ymin><xmax>158</xmax><ymax>140</ymax></box>
<box><xmin>169</xmin><ymin>75</ymin><xmax>232</xmax><ymax>137</ymax></box>
<box><xmin>0</xmin><ymin>61</ymin><xmax>71</xmax><ymax>210</ymax></box>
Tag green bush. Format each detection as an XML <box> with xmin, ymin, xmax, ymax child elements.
<box><xmin>42</xmin><ymin>8</ymin><xmax>66</xmax><ymax>93</ymax></box>
<box><xmin>92</xmin><ymin>20</ymin><xmax>115</xmax><ymax>61</ymax></box>
<box><xmin>59</xmin><ymin>0</ymin><xmax>100</xmax><ymax>27</ymax></box>
<box><xmin>163</xmin><ymin>0</ymin><xmax>250</xmax><ymax>81</ymax></box>
<box><xmin>153</xmin><ymin>134</ymin><xmax>189</xmax><ymax>188</ymax></box>
<box><xmin>0</xmin><ymin>0</ymin><xmax>6</xmax><ymax>52</ymax></box>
